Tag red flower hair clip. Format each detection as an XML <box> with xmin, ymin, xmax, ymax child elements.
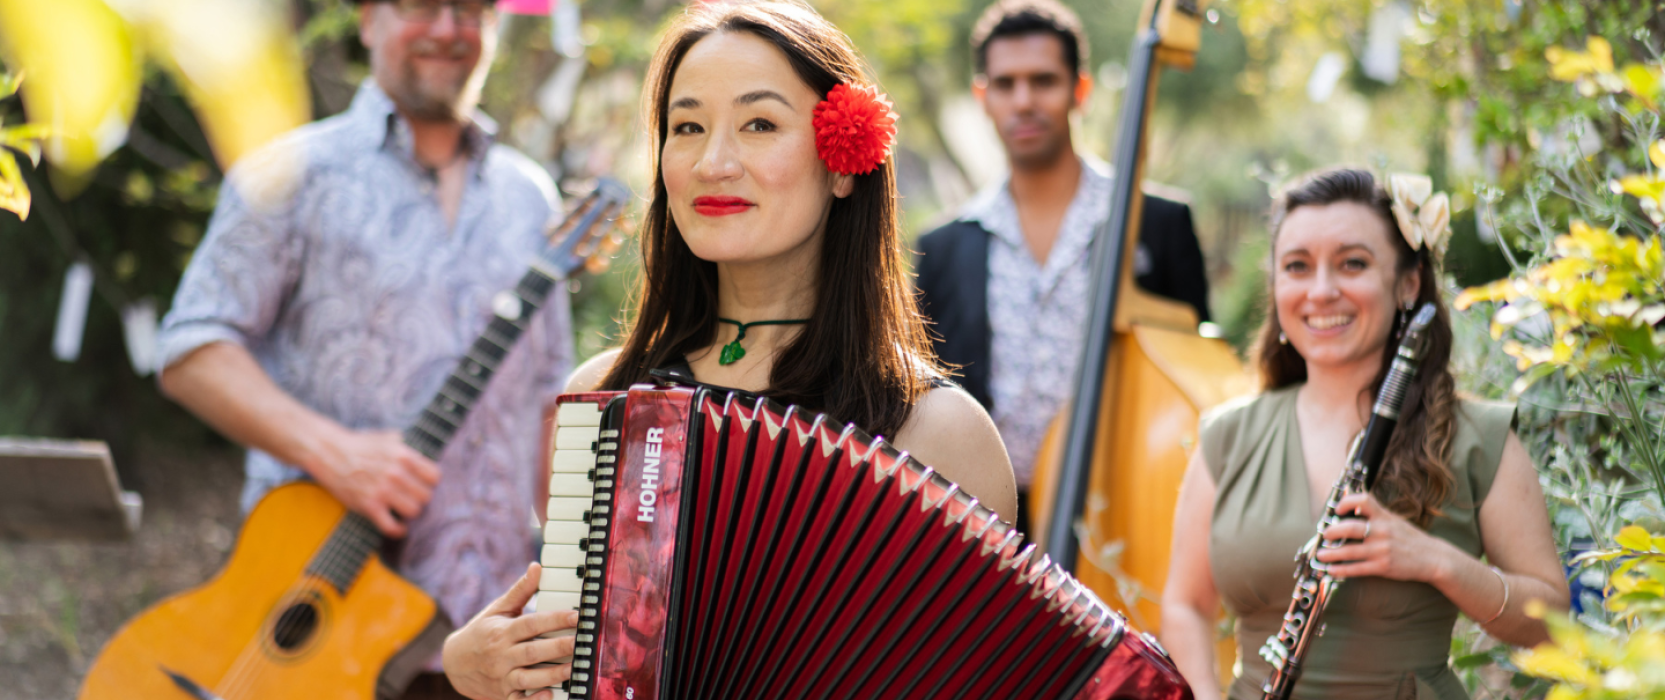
<box><xmin>812</xmin><ymin>83</ymin><xmax>898</xmax><ymax>176</ymax></box>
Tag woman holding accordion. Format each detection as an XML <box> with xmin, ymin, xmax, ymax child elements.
<box><xmin>1161</xmin><ymin>168</ymin><xmax>1568</xmax><ymax>700</ymax></box>
<box><xmin>441</xmin><ymin>2</ymin><xmax>1017</xmax><ymax>698</ymax></box>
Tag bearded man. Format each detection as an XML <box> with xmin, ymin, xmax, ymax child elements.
<box><xmin>156</xmin><ymin>2</ymin><xmax>573</xmax><ymax>696</ymax></box>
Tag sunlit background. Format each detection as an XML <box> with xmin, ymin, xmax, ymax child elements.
<box><xmin>2</xmin><ymin>1</ymin><xmax>1660</xmax><ymax>697</ymax></box>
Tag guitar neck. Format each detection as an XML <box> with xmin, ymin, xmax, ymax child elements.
<box><xmin>300</xmin><ymin>179</ymin><xmax>626</xmax><ymax>592</ymax></box>
<box><xmin>403</xmin><ymin>264</ymin><xmax>563</xmax><ymax>460</ymax></box>
<box><xmin>301</xmin><ymin>264</ymin><xmax>564</xmax><ymax>586</ymax></box>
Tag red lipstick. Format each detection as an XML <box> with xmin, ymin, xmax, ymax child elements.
<box><xmin>692</xmin><ymin>195</ymin><xmax>755</xmax><ymax>216</ymax></box>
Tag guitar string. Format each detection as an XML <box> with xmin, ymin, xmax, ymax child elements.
<box><xmin>214</xmin><ymin>517</ymin><xmax>369</xmax><ymax>699</ymax></box>
<box><xmin>212</xmin><ymin>197</ymin><xmax>622</xmax><ymax>697</ymax></box>
<box><xmin>218</xmin><ymin>369</ymin><xmax>464</xmax><ymax>697</ymax></box>
<box><xmin>215</xmin><ymin>511</ymin><xmax>377</xmax><ymax>699</ymax></box>
<box><xmin>218</xmin><ymin>382</ymin><xmax>469</xmax><ymax>697</ymax></box>
<box><xmin>233</xmin><ymin>513</ymin><xmax>382</xmax><ymax>698</ymax></box>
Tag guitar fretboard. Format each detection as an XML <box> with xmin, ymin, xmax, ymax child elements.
<box><xmin>306</xmin><ymin>264</ymin><xmax>560</xmax><ymax>593</ymax></box>
<box><xmin>299</xmin><ymin>178</ymin><xmax>625</xmax><ymax>595</ymax></box>
<box><xmin>306</xmin><ymin>512</ymin><xmax>381</xmax><ymax>592</ymax></box>
<box><xmin>403</xmin><ymin>265</ymin><xmax>560</xmax><ymax>460</ymax></box>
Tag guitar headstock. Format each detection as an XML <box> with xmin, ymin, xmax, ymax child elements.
<box><xmin>539</xmin><ymin>177</ymin><xmax>632</xmax><ymax>281</ymax></box>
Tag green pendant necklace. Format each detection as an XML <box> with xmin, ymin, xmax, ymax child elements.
<box><xmin>717</xmin><ymin>317</ymin><xmax>810</xmax><ymax>365</ymax></box>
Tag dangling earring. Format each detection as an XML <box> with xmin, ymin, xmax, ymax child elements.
<box><xmin>1396</xmin><ymin>304</ymin><xmax>1410</xmax><ymax>338</ymax></box>
<box><xmin>1278</xmin><ymin>330</ymin><xmax>1288</xmax><ymax>345</ymax></box>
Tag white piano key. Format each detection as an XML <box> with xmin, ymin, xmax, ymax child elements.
<box><xmin>546</xmin><ymin>496</ymin><xmax>590</xmax><ymax>521</ymax></box>
<box><xmin>535</xmin><ymin>590</ymin><xmax>581</xmax><ymax>613</ymax></box>
<box><xmin>544</xmin><ymin>520</ymin><xmax>589</xmax><ymax>544</ymax></box>
<box><xmin>557</xmin><ymin>403</ymin><xmax>604</xmax><ymax>427</ymax></box>
<box><xmin>536</xmin><ymin>626</ymin><xmax>578</xmax><ymax>656</ymax></box>
<box><xmin>550</xmin><ymin>449</ymin><xmax>596</xmax><ymax>474</ymax></box>
<box><xmin>541</xmin><ymin>544</ymin><xmax>586</xmax><ymax>568</ymax></box>
<box><xmin>539</xmin><ymin>567</ymin><xmax>584</xmax><ymax>592</ymax></box>
<box><xmin>549</xmin><ymin>473</ymin><xmax>594</xmax><ymax>498</ymax></box>
<box><xmin>555</xmin><ymin>428</ymin><xmax>600</xmax><ymax>451</ymax></box>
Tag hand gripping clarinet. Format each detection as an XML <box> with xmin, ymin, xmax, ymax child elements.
<box><xmin>1258</xmin><ymin>303</ymin><xmax>1438</xmax><ymax>700</ymax></box>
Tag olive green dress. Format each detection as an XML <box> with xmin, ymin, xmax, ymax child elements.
<box><xmin>1199</xmin><ymin>385</ymin><xmax>1515</xmax><ymax>700</ymax></box>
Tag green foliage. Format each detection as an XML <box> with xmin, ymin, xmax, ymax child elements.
<box><xmin>0</xmin><ymin>69</ymin><xmax>221</xmax><ymax>469</ymax></box>
<box><xmin>1512</xmin><ymin>526</ymin><xmax>1665</xmax><ymax>699</ymax></box>
<box><xmin>1446</xmin><ymin>21</ymin><xmax>1665</xmax><ymax>700</ymax></box>
<box><xmin>0</xmin><ymin>72</ymin><xmax>52</xmax><ymax>220</ymax></box>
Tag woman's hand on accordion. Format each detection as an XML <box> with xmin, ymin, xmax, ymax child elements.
<box><xmin>443</xmin><ymin>562</ymin><xmax>580</xmax><ymax>700</ymax></box>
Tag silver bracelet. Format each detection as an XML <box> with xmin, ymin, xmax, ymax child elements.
<box><xmin>1480</xmin><ymin>565</ymin><xmax>1510</xmax><ymax>625</ymax></box>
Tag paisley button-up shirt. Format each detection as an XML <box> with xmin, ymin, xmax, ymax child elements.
<box><xmin>158</xmin><ymin>81</ymin><xmax>574</xmax><ymax>644</ymax></box>
<box><xmin>960</xmin><ymin>157</ymin><xmax>1129</xmax><ymax>487</ymax></box>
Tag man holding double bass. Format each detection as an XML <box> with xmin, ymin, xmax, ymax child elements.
<box><xmin>915</xmin><ymin>0</ymin><xmax>1210</xmax><ymax>534</ymax></box>
<box><xmin>154</xmin><ymin>0</ymin><xmax>572</xmax><ymax>696</ymax></box>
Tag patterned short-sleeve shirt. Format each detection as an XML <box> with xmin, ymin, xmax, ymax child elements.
<box><xmin>157</xmin><ymin>81</ymin><xmax>574</xmax><ymax>641</ymax></box>
<box><xmin>959</xmin><ymin>157</ymin><xmax>1132</xmax><ymax>487</ymax></box>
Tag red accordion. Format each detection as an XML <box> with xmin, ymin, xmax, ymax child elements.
<box><xmin>535</xmin><ymin>384</ymin><xmax>1192</xmax><ymax>700</ymax></box>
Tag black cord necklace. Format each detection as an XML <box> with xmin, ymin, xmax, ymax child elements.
<box><xmin>716</xmin><ymin>317</ymin><xmax>810</xmax><ymax>365</ymax></box>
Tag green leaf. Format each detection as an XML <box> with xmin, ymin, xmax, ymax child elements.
<box><xmin>1454</xmin><ymin>652</ymin><xmax>1496</xmax><ymax>669</ymax></box>
<box><xmin>0</xmin><ymin>72</ymin><xmax>20</xmax><ymax>100</ymax></box>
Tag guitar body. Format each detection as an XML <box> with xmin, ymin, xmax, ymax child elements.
<box><xmin>80</xmin><ymin>482</ymin><xmax>439</xmax><ymax>700</ymax></box>
<box><xmin>80</xmin><ymin>180</ymin><xmax>628</xmax><ymax>699</ymax></box>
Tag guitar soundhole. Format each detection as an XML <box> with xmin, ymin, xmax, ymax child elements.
<box><xmin>273</xmin><ymin>602</ymin><xmax>320</xmax><ymax>651</ymax></box>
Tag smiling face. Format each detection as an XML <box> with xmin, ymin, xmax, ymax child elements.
<box><xmin>1273</xmin><ymin>202</ymin><xmax>1420</xmax><ymax>372</ymax></box>
<box><xmin>360</xmin><ymin>1</ymin><xmax>496</xmax><ymax>122</ymax></box>
<box><xmin>660</xmin><ymin>31</ymin><xmax>853</xmax><ymax>271</ymax></box>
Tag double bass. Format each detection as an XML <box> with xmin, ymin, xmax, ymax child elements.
<box><xmin>1029</xmin><ymin>0</ymin><xmax>1252</xmax><ymax>676</ymax></box>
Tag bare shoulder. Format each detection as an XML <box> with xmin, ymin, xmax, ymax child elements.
<box><xmin>564</xmin><ymin>348</ymin><xmax>622</xmax><ymax>393</ymax></box>
<box><xmin>897</xmin><ymin>385</ymin><xmax>993</xmax><ymax>436</ymax></box>
<box><xmin>893</xmin><ymin>386</ymin><xmax>1018</xmax><ymax>522</ymax></box>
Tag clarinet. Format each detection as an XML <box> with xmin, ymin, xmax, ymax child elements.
<box><xmin>1258</xmin><ymin>303</ymin><xmax>1438</xmax><ymax>700</ymax></box>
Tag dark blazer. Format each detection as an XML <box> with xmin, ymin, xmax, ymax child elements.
<box><xmin>914</xmin><ymin>194</ymin><xmax>1209</xmax><ymax>409</ymax></box>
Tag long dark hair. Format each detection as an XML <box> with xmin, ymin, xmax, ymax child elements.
<box><xmin>1256</xmin><ymin>168</ymin><xmax>1457</xmax><ymax>527</ymax></box>
<box><xmin>599</xmin><ymin>0</ymin><xmax>938</xmax><ymax>438</ymax></box>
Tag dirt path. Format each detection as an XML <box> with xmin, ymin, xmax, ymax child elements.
<box><xmin>0</xmin><ymin>443</ymin><xmax>243</xmax><ymax>697</ymax></box>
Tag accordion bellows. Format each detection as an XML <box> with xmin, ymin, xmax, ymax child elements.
<box><xmin>536</xmin><ymin>385</ymin><xmax>1192</xmax><ymax>700</ymax></box>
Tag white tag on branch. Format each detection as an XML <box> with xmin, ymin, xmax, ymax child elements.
<box><xmin>52</xmin><ymin>261</ymin><xmax>94</xmax><ymax>363</ymax></box>
<box><xmin>122</xmin><ymin>298</ymin><xmax>159</xmax><ymax>376</ymax></box>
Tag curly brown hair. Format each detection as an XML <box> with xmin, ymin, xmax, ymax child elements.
<box><xmin>1256</xmin><ymin>168</ymin><xmax>1458</xmax><ymax>527</ymax></box>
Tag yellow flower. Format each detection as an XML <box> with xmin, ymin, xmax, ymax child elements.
<box><xmin>1622</xmin><ymin>64</ymin><xmax>1663</xmax><ymax>108</ymax></box>
<box><xmin>1548</xmin><ymin>37</ymin><xmax>1615</xmax><ymax>81</ymax></box>
<box><xmin>1547</xmin><ymin>37</ymin><xmax>1628</xmax><ymax>97</ymax></box>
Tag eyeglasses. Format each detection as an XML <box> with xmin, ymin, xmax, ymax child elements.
<box><xmin>384</xmin><ymin>0</ymin><xmax>495</xmax><ymax>27</ymax></box>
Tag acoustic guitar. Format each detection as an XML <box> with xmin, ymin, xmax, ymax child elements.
<box><xmin>79</xmin><ymin>180</ymin><xmax>631</xmax><ymax>700</ymax></box>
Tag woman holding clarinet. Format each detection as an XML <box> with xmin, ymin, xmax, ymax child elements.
<box><xmin>1162</xmin><ymin>168</ymin><xmax>1569</xmax><ymax>700</ymax></box>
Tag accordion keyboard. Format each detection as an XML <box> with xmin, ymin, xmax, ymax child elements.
<box><xmin>534</xmin><ymin>400</ymin><xmax>611</xmax><ymax>699</ymax></box>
